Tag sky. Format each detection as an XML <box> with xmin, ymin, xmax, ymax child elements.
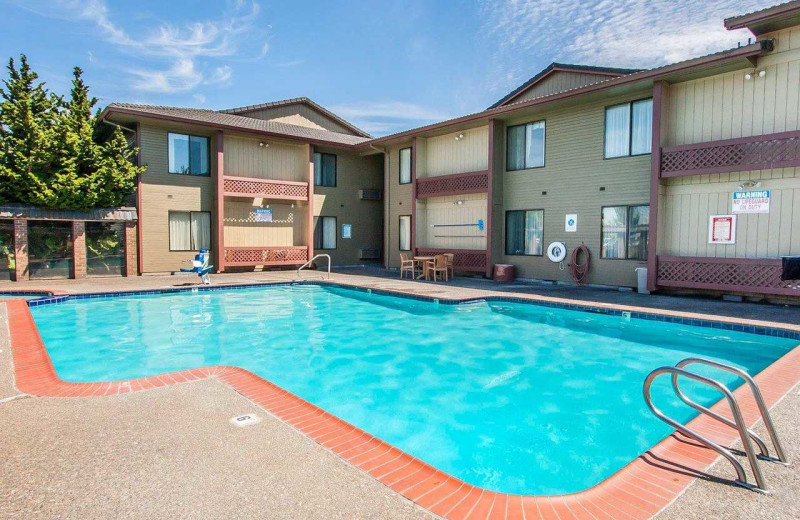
<box><xmin>0</xmin><ymin>0</ymin><xmax>765</xmax><ymax>137</ymax></box>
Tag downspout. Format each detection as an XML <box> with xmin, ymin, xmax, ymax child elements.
<box><xmin>370</xmin><ymin>144</ymin><xmax>389</xmax><ymax>269</ymax></box>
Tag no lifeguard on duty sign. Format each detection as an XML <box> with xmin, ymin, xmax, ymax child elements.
<box><xmin>732</xmin><ymin>190</ymin><xmax>770</xmax><ymax>214</ymax></box>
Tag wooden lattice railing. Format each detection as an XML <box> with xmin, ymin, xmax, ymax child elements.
<box><xmin>223</xmin><ymin>176</ymin><xmax>309</xmax><ymax>200</ymax></box>
<box><xmin>415</xmin><ymin>248</ymin><xmax>487</xmax><ymax>272</ymax></box>
<box><xmin>224</xmin><ymin>246</ymin><xmax>308</xmax><ymax>267</ymax></box>
<box><xmin>660</xmin><ymin>131</ymin><xmax>800</xmax><ymax>177</ymax></box>
<box><xmin>415</xmin><ymin>170</ymin><xmax>489</xmax><ymax>199</ymax></box>
<box><xmin>657</xmin><ymin>255</ymin><xmax>798</xmax><ymax>296</ymax></box>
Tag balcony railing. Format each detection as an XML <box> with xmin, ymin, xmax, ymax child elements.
<box><xmin>415</xmin><ymin>248</ymin><xmax>487</xmax><ymax>273</ymax></box>
<box><xmin>223</xmin><ymin>176</ymin><xmax>309</xmax><ymax>200</ymax></box>
<box><xmin>657</xmin><ymin>255</ymin><xmax>798</xmax><ymax>296</ymax></box>
<box><xmin>415</xmin><ymin>170</ymin><xmax>489</xmax><ymax>199</ymax></box>
<box><xmin>223</xmin><ymin>246</ymin><xmax>308</xmax><ymax>267</ymax></box>
<box><xmin>660</xmin><ymin>131</ymin><xmax>800</xmax><ymax>178</ymax></box>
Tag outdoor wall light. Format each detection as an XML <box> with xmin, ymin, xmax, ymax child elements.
<box><xmin>758</xmin><ymin>70</ymin><xmax>767</xmax><ymax>78</ymax></box>
<box><xmin>454</xmin><ymin>133</ymin><xmax>465</xmax><ymax>141</ymax></box>
<box><xmin>259</xmin><ymin>141</ymin><xmax>269</xmax><ymax>148</ymax></box>
<box><xmin>455</xmin><ymin>200</ymin><xmax>464</xmax><ymax>205</ymax></box>
<box><xmin>738</xmin><ymin>180</ymin><xmax>762</xmax><ymax>190</ymax></box>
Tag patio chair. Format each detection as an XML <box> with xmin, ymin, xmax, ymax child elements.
<box><xmin>400</xmin><ymin>253</ymin><xmax>416</xmax><ymax>279</ymax></box>
<box><xmin>444</xmin><ymin>253</ymin><xmax>454</xmax><ymax>279</ymax></box>
<box><xmin>427</xmin><ymin>255</ymin><xmax>449</xmax><ymax>282</ymax></box>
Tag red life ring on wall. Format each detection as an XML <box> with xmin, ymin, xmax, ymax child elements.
<box><xmin>569</xmin><ymin>244</ymin><xmax>590</xmax><ymax>284</ymax></box>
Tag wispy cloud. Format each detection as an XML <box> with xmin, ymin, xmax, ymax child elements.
<box><xmin>329</xmin><ymin>101</ymin><xmax>453</xmax><ymax>136</ymax></box>
<box><xmin>479</xmin><ymin>0</ymin><xmax>764</xmax><ymax>95</ymax></box>
<box><xmin>23</xmin><ymin>0</ymin><xmax>269</xmax><ymax>93</ymax></box>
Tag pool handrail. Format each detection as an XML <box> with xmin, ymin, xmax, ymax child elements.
<box><xmin>296</xmin><ymin>254</ymin><xmax>331</xmax><ymax>280</ymax></box>
<box><xmin>672</xmin><ymin>357</ymin><xmax>789</xmax><ymax>464</ymax></box>
<box><xmin>643</xmin><ymin>366</ymin><xmax>768</xmax><ymax>492</ymax></box>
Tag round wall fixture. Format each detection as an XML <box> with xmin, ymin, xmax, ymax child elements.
<box><xmin>547</xmin><ymin>241</ymin><xmax>567</xmax><ymax>263</ymax></box>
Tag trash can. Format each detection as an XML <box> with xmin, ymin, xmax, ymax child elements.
<box><xmin>635</xmin><ymin>267</ymin><xmax>649</xmax><ymax>294</ymax></box>
<box><xmin>493</xmin><ymin>264</ymin><xmax>516</xmax><ymax>282</ymax></box>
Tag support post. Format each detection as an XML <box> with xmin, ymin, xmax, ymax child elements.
<box><xmin>13</xmin><ymin>219</ymin><xmax>27</xmax><ymax>281</ymax></box>
<box><xmin>308</xmin><ymin>144</ymin><xmax>315</xmax><ymax>263</ymax></box>
<box><xmin>486</xmin><ymin>120</ymin><xmax>495</xmax><ymax>278</ymax></box>
<box><xmin>135</xmin><ymin>122</ymin><xmax>144</xmax><ymax>275</ymax></box>
<box><xmin>216</xmin><ymin>131</ymin><xmax>225</xmax><ymax>273</ymax></box>
<box><xmin>72</xmin><ymin>220</ymin><xmax>86</xmax><ymax>279</ymax></box>
<box><xmin>647</xmin><ymin>81</ymin><xmax>665</xmax><ymax>292</ymax></box>
<box><xmin>124</xmin><ymin>222</ymin><xmax>137</xmax><ymax>277</ymax></box>
<box><xmin>411</xmin><ymin>138</ymin><xmax>417</xmax><ymax>254</ymax></box>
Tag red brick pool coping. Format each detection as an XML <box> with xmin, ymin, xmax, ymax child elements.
<box><xmin>5</xmin><ymin>296</ymin><xmax>800</xmax><ymax>520</ymax></box>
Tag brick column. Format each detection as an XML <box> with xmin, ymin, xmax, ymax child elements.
<box><xmin>13</xmin><ymin>219</ymin><xmax>28</xmax><ymax>281</ymax></box>
<box><xmin>124</xmin><ymin>221</ymin><xmax>138</xmax><ymax>277</ymax></box>
<box><xmin>72</xmin><ymin>221</ymin><xmax>86</xmax><ymax>279</ymax></box>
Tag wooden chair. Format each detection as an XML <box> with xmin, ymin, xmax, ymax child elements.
<box><xmin>427</xmin><ymin>255</ymin><xmax>449</xmax><ymax>282</ymax></box>
<box><xmin>400</xmin><ymin>253</ymin><xmax>416</xmax><ymax>279</ymax></box>
<box><xmin>444</xmin><ymin>253</ymin><xmax>454</xmax><ymax>279</ymax></box>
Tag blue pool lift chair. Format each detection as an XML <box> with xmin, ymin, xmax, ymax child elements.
<box><xmin>180</xmin><ymin>249</ymin><xmax>213</xmax><ymax>285</ymax></box>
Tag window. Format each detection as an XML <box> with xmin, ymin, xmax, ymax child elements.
<box><xmin>399</xmin><ymin>215</ymin><xmax>411</xmax><ymax>251</ymax></box>
<box><xmin>86</xmin><ymin>222</ymin><xmax>125</xmax><ymax>276</ymax></box>
<box><xmin>505</xmin><ymin>210</ymin><xmax>544</xmax><ymax>255</ymax></box>
<box><xmin>507</xmin><ymin>120</ymin><xmax>545</xmax><ymax>171</ymax></box>
<box><xmin>314</xmin><ymin>152</ymin><xmax>337</xmax><ymax>187</ymax></box>
<box><xmin>314</xmin><ymin>216</ymin><xmax>337</xmax><ymax>250</ymax></box>
<box><xmin>601</xmin><ymin>205</ymin><xmax>649</xmax><ymax>260</ymax></box>
<box><xmin>168</xmin><ymin>133</ymin><xmax>209</xmax><ymax>175</ymax></box>
<box><xmin>604</xmin><ymin>99</ymin><xmax>652</xmax><ymax>158</ymax></box>
<box><xmin>399</xmin><ymin>147</ymin><xmax>412</xmax><ymax>184</ymax></box>
<box><xmin>169</xmin><ymin>211</ymin><xmax>211</xmax><ymax>251</ymax></box>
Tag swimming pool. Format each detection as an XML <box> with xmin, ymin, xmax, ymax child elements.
<box><xmin>30</xmin><ymin>284</ymin><xmax>797</xmax><ymax>495</ymax></box>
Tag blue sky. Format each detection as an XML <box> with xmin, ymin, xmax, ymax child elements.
<box><xmin>1</xmin><ymin>0</ymin><xmax>764</xmax><ymax>136</ymax></box>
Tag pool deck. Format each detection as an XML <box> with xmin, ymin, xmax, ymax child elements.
<box><xmin>1</xmin><ymin>269</ymin><xmax>799</xmax><ymax>519</ymax></box>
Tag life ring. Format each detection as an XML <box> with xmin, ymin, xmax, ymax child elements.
<box><xmin>546</xmin><ymin>242</ymin><xmax>567</xmax><ymax>263</ymax></box>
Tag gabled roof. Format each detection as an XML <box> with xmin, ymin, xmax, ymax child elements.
<box><xmin>100</xmin><ymin>103</ymin><xmax>371</xmax><ymax>147</ymax></box>
<box><xmin>724</xmin><ymin>0</ymin><xmax>800</xmax><ymax>35</ymax></box>
<box><xmin>488</xmin><ymin>63</ymin><xmax>642</xmax><ymax>109</ymax></box>
<box><xmin>221</xmin><ymin>97</ymin><xmax>371</xmax><ymax>138</ymax></box>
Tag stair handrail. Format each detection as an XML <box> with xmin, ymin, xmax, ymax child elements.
<box><xmin>296</xmin><ymin>254</ymin><xmax>331</xmax><ymax>280</ymax></box>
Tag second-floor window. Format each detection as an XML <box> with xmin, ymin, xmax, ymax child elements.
<box><xmin>399</xmin><ymin>147</ymin><xmax>412</xmax><ymax>184</ymax></box>
<box><xmin>168</xmin><ymin>133</ymin><xmax>210</xmax><ymax>176</ymax></box>
<box><xmin>314</xmin><ymin>152</ymin><xmax>337</xmax><ymax>187</ymax></box>
<box><xmin>604</xmin><ymin>98</ymin><xmax>653</xmax><ymax>158</ymax></box>
<box><xmin>505</xmin><ymin>209</ymin><xmax>544</xmax><ymax>255</ymax></box>
<box><xmin>507</xmin><ymin>120</ymin><xmax>545</xmax><ymax>171</ymax></box>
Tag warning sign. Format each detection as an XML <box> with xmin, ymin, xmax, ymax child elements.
<box><xmin>709</xmin><ymin>215</ymin><xmax>736</xmax><ymax>244</ymax></box>
<box><xmin>732</xmin><ymin>190</ymin><xmax>770</xmax><ymax>214</ymax></box>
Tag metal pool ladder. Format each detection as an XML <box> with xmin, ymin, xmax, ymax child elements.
<box><xmin>643</xmin><ymin>357</ymin><xmax>789</xmax><ymax>493</ymax></box>
<box><xmin>296</xmin><ymin>254</ymin><xmax>331</xmax><ymax>280</ymax></box>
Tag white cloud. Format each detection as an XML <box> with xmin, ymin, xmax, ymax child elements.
<box><xmin>27</xmin><ymin>0</ymin><xmax>268</xmax><ymax>93</ymax></box>
<box><xmin>193</xmin><ymin>93</ymin><xmax>207</xmax><ymax>104</ymax></box>
<box><xmin>479</xmin><ymin>0</ymin><xmax>765</xmax><ymax>95</ymax></box>
<box><xmin>329</xmin><ymin>101</ymin><xmax>451</xmax><ymax>122</ymax></box>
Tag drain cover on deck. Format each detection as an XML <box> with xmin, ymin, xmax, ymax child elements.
<box><xmin>230</xmin><ymin>414</ymin><xmax>261</xmax><ymax>427</ymax></box>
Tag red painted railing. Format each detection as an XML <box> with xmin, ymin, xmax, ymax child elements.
<box><xmin>415</xmin><ymin>170</ymin><xmax>489</xmax><ymax>199</ymax></box>
<box><xmin>224</xmin><ymin>246</ymin><xmax>308</xmax><ymax>267</ymax></box>
<box><xmin>660</xmin><ymin>131</ymin><xmax>800</xmax><ymax>178</ymax></box>
<box><xmin>657</xmin><ymin>255</ymin><xmax>798</xmax><ymax>296</ymax></box>
<box><xmin>415</xmin><ymin>248</ymin><xmax>487</xmax><ymax>273</ymax></box>
<box><xmin>223</xmin><ymin>176</ymin><xmax>309</xmax><ymax>200</ymax></box>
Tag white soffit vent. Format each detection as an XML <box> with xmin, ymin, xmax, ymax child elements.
<box><xmin>230</xmin><ymin>414</ymin><xmax>261</xmax><ymax>427</ymax></box>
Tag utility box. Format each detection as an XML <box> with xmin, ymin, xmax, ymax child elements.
<box><xmin>635</xmin><ymin>267</ymin><xmax>649</xmax><ymax>294</ymax></box>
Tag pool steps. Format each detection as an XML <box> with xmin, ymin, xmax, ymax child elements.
<box><xmin>644</xmin><ymin>358</ymin><xmax>790</xmax><ymax>494</ymax></box>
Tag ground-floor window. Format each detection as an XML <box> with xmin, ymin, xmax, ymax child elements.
<box><xmin>601</xmin><ymin>205</ymin><xmax>649</xmax><ymax>260</ymax></box>
<box><xmin>0</xmin><ymin>220</ymin><xmax>14</xmax><ymax>280</ymax></box>
<box><xmin>399</xmin><ymin>215</ymin><xmax>411</xmax><ymax>251</ymax></box>
<box><xmin>86</xmin><ymin>222</ymin><xmax>125</xmax><ymax>276</ymax></box>
<box><xmin>169</xmin><ymin>211</ymin><xmax>211</xmax><ymax>251</ymax></box>
<box><xmin>28</xmin><ymin>221</ymin><xmax>73</xmax><ymax>279</ymax></box>
<box><xmin>505</xmin><ymin>210</ymin><xmax>544</xmax><ymax>255</ymax></box>
<box><xmin>314</xmin><ymin>216</ymin><xmax>337</xmax><ymax>250</ymax></box>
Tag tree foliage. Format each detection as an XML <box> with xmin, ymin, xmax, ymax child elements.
<box><xmin>0</xmin><ymin>55</ymin><xmax>143</xmax><ymax>211</ymax></box>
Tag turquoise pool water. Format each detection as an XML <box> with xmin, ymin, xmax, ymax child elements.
<box><xmin>30</xmin><ymin>284</ymin><xmax>796</xmax><ymax>495</ymax></box>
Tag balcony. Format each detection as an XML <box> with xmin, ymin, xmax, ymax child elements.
<box><xmin>415</xmin><ymin>170</ymin><xmax>488</xmax><ymax>199</ymax></box>
<box><xmin>656</xmin><ymin>255</ymin><xmax>798</xmax><ymax>296</ymax></box>
<box><xmin>415</xmin><ymin>247</ymin><xmax>487</xmax><ymax>273</ymax></box>
<box><xmin>223</xmin><ymin>246</ymin><xmax>308</xmax><ymax>267</ymax></box>
<box><xmin>660</xmin><ymin>131</ymin><xmax>800</xmax><ymax>178</ymax></box>
<box><xmin>223</xmin><ymin>176</ymin><xmax>309</xmax><ymax>200</ymax></box>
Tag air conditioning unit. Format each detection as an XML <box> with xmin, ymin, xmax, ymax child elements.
<box><xmin>359</xmin><ymin>189</ymin><xmax>382</xmax><ymax>200</ymax></box>
<box><xmin>359</xmin><ymin>248</ymin><xmax>381</xmax><ymax>260</ymax></box>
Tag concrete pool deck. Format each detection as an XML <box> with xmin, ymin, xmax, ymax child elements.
<box><xmin>1</xmin><ymin>269</ymin><xmax>799</xmax><ymax>519</ymax></box>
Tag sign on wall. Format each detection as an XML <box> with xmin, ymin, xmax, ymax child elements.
<box><xmin>342</xmin><ymin>224</ymin><xmax>352</xmax><ymax>239</ymax></box>
<box><xmin>254</xmin><ymin>208</ymin><xmax>273</xmax><ymax>222</ymax></box>
<box><xmin>565</xmin><ymin>214</ymin><xmax>577</xmax><ymax>232</ymax></box>
<box><xmin>732</xmin><ymin>190</ymin><xmax>770</xmax><ymax>214</ymax></box>
<box><xmin>709</xmin><ymin>215</ymin><xmax>736</xmax><ymax>244</ymax></box>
